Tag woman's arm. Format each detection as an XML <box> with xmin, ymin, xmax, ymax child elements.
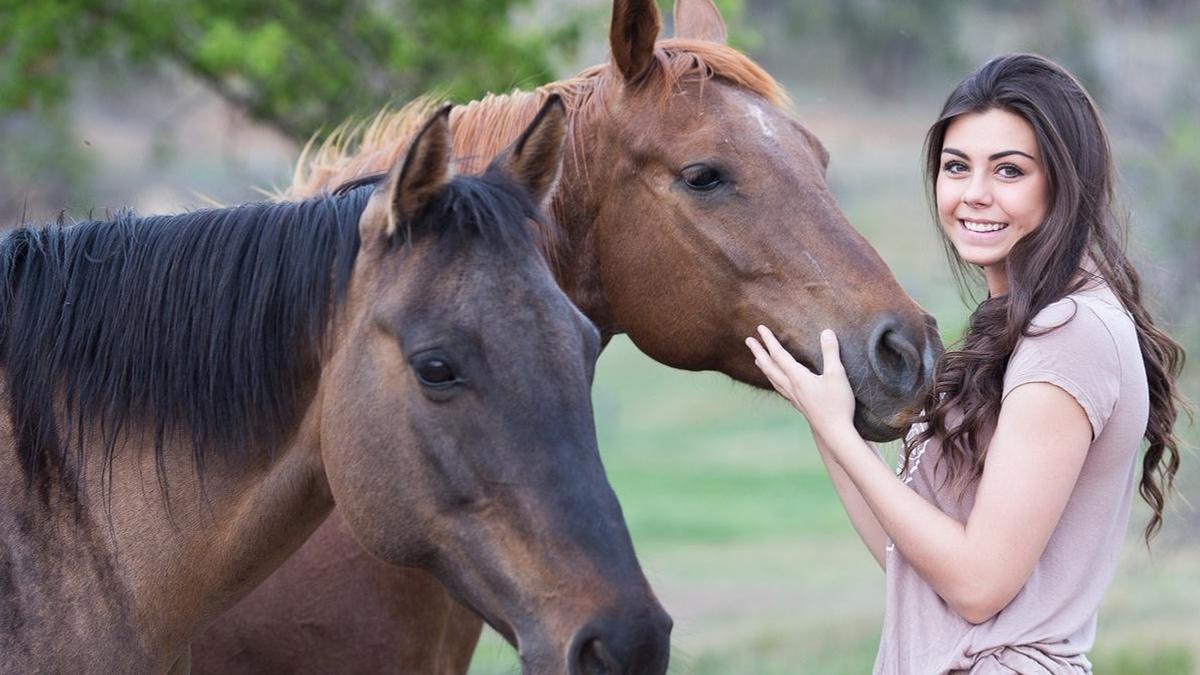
<box><xmin>748</xmin><ymin>327</ymin><xmax>1092</xmax><ymax>623</ymax></box>
<box><xmin>814</xmin><ymin>435</ymin><xmax>888</xmax><ymax>569</ymax></box>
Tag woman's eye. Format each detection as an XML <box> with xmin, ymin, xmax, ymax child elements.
<box><xmin>680</xmin><ymin>164</ymin><xmax>724</xmax><ymax>192</ymax></box>
<box><xmin>415</xmin><ymin>358</ymin><xmax>457</xmax><ymax>387</ymax></box>
<box><xmin>996</xmin><ymin>164</ymin><xmax>1024</xmax><ymax>179</ymax></box>
<box><xmin>942</xmin><ymin>160</ymin><xmax>968</xmax><ymax>175</ymax></box>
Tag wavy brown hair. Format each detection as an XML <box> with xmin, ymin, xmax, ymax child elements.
<box><xmin>904</xmin><ymin>53</ymin><xmax>1187</xmax><ymax>543</ymax></box>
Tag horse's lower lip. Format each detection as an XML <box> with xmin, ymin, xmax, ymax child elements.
<box><xmin>854</xmin><ymin>400</ymin><xmax>905</xmax><ymax>442</ymax></box>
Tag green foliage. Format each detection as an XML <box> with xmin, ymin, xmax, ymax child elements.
<box><xmin>0</xmin><ymin>0</ymin><xmax>583</xmax><ymax>140</ymax></box>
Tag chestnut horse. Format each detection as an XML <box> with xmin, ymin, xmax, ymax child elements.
<box><xmin>193</xmin><ymin>0</ymin><xmax>940</xmax><ymax>672</ymax></box>
<box><xmin>0</xmin><ymin>101</ymin><xmax>670</xmax><ymax>674</ymax></box>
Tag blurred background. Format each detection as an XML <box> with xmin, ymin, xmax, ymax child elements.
<box><xmin>2</xmin><ymin>1</ymin><xmax>1196</xmax><ymax>672</ymax></box>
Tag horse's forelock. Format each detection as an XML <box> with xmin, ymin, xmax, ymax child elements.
<box><xmin>651</xmin><ymin>39</ymin><xmax>788</xmax><ymax>108</ymax></box>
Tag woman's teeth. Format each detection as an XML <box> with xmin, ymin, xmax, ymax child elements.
<box><xmin>961</xmin><ymin>220</ymin><xmax>1008</xmax><ymax>233</ymax></box>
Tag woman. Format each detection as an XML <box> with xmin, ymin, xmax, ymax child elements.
<box><xmin>746</xmin><ymin>53</ymin><xmax>1186</xmax><ymax>674</ymax></box>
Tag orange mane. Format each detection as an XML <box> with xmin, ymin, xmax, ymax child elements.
<box><xmin>282</xmin><ymin>39</ymin><xmax>789</xmax><ymax>201</ymax></box>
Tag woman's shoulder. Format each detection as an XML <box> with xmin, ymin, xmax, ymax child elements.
<box><xmin>1024</xmin><ymin>282</ymin><xmax>1134</xmax><ymax>353</ymax></box>
<box><xmin>1006</xmin><ymin>282</ymin><xmax>1139</xmax><ymax>438</ymax></box>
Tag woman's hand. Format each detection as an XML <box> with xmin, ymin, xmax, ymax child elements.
<box><xmin>745</xmin><ymin>326</ymin><xmax>857</xmax><ymax>444</ymax></box>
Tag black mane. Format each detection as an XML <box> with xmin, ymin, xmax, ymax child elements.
<box><xmin>0</xmin><ymin>167</ymin><xmax>544</xmax><ymax>488</ymax></box>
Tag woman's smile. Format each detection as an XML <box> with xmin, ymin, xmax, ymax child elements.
<box><xmin>959</xmin><ymin>218</ymin><xmax>1008</xmax><ymax>234</ymax></box>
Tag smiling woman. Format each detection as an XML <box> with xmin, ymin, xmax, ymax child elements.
<box><xmin>936</xmin><ymin>109</ymin><xmax>1050</xmax><ymax>295</ymax></box>
<box><xmin>748</xmin><ymin>53</ymin><xmax>1188</xmax><ymax>675</ymax></box>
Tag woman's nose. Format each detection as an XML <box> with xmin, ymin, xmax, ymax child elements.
<box><xmin>962</xmin><ymin>175</ymin><xmax>992</xmax><ymax>207</ymax></box>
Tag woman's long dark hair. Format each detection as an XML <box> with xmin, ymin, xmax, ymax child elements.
<box><xmin>905</xmin><ymin>53</ymin><xmax>1187</xmax><ymax>543</ymax></box>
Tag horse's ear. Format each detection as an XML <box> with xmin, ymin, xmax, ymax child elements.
<box><xmin>610</xmin><ymin>0</ymin><xmax>661</xmax><ymax>84</ymax></box>
<box><xmin>493</xmin><ymin>95</ymin><xmax>567</xmax><ymax>205</ymax></box>
<box><xmin>380</xmin><ymin>105</ymin><xmax>454</xmax><ymax>238</ymax></box>
<box><xmin>674</xmin><ymin>0</ymin><xmax>727</xmax><ymax>43</ymax></box>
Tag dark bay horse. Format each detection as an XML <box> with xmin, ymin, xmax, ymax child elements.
<box><xmin>0</xmin><ymin>101</ymin><xmax>670</xmax><ymax>674</ymax></box>
<box><xmin>194</xmin><ymin>0</ymin><xmax>940</xmax><ymax>672</ymax></box>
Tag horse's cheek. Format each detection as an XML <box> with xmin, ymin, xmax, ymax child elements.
<box><xmin>318</xmin><ymin>339</ymin><xmax>424</xmax><ymax>563</ymax></box>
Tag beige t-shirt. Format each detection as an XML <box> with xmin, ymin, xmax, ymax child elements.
<box><xmin>874</xmin><ymin>283</ymin><xmax>1149</xmax><ymax>675</ymax></box>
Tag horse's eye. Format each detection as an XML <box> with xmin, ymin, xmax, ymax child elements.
<box><xmin>680</xmin><ymin>164</ymin><xmax>724</xmax><ymax>192</ymax></box>
<box><xmin>415</xmin><ymin>358</ymin><xmax>458</xmax><ymax>387</ymax></box>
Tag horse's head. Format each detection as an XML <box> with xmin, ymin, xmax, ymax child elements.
<box><xmin>319</xmin><ymin>100</ymin><xmax>670</xmax><ymax>675</ymax></box>
<box><xmin>586</xmin><ymin>0</ymin><xmax>939</xmax><ymax>440</ymax></box>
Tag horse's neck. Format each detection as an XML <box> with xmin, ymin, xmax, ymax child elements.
<box><xmin>547</xmin><ymin>142</ymin><xmax>621</xmax><ymax>338</ymax></box>
<box><xmin>0</xmin><ymin>387</ymin><xmax>333</xmax><ymax>670</ymax></box>
<box><xmin>0</xmin><ymin>417</ymin><xmax>149</xmax><ymax>668</ymax></box>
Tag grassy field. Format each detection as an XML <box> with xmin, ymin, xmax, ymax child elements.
<box><xmin>467</xmin><ymin>336</ymin><xmax>1200</xmax><ymax>675</ymax></box>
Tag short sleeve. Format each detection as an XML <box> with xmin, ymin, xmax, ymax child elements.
<box><xmin>1002</xmin><ymin>299</ymin><xmax>1122</xmax><ymax>439</ymax></box>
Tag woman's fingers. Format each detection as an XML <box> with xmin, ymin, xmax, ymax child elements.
<box><xmin>765</xmin><ymin>376</ymin><xmax>795</xmax><ymax>403</ymax></box>
<box><xmin>746</xmin><ymin>338</ymin><xmax>792</xmax><ymax>394</ymax></box>
<box><xmin>749</xmin><ymin>328</ymin><xmax>856</xmax><ymax>427</ymax></box>
<box><xmin>745</xmin><ymin>336</ymin><xmax>770</xmax><ymax>366</ymax></box>
<box><xmin>747</xmin><ymin>340</ymin><xmax>805</xmax><ymax>408</ymax></box>
<box><xmin>756</xmin><ymin>325</ymin><xmax>814</xmax><ymax>377</ymax></box>
<box><xmin>756</xmin><ymin>325</ymin><xmax>789</xmax><ymax>363</ymax></box>
<box><xmin>819</xmin><ymin>328</ymin><xmax>845</xmax><ymax>375</ymax></box>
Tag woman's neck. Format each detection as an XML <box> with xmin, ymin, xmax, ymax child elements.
<box><xmin>983</xmin><ymin>263</ymin><xmax>1009</xmax><ymax>298</ymax></box>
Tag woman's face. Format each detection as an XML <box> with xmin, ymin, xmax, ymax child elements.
<box><xmin>936</xmin><ymin>108</ymin><xmax>1050</xmax><ymax>295</ymax></box>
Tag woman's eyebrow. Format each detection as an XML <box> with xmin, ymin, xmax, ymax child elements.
<box><xmin>989</xmin><ymin>150</ymin><xmax>1037</xmax><ymax>161</ymax></box>
<box><xmin>941</xmin><ymin>147</ymin><xmax>1037</xmax><ymax>162</ymax></box>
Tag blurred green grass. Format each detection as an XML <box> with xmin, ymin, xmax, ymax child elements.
<box><xmin>468</xmin><ymin>336</ymin><xmax>1199</xmax><ymax>675</ymax></box>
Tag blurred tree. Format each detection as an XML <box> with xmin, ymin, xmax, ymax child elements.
<box><xmin>0</xmin><ymin>0</ymin><xmax>584</xmax><ymax>141</ymax></box>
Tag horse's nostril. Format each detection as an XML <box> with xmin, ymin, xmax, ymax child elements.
<box><xmin>881</xmin><ymin>332</ymin><xmax>902</xmax><ymax>361</ymax></box>
<box><xmin>869</xmin><ymin>321</ymin><xmax>922</xmax><ymax>396</ymax></box>
<box><xmin>577</xmin><ymin>638</ymin><xmax>619</xmax><ymax>675</ymax></box>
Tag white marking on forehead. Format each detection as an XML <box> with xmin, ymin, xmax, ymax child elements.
<box><xmin>745</xmin><ymin>104</ymin><xmax>775</xmax><ymax>138</ymax></box>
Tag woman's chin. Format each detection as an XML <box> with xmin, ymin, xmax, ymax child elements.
<box><xmin>949</xmin><ymin>243</ymin><xmax>1010</xmax><ymax>270</ymax></box>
